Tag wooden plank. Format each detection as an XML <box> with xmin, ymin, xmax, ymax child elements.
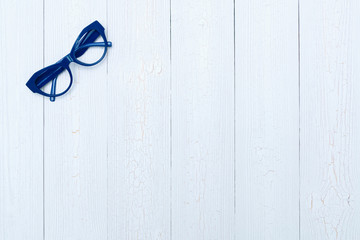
<box><xmin>300</xmin><ymin>0</ymin><xmax>360</xmax><ymax>239</ymax></box>
<box><xmin>171</xmin><ymin>1</ymin><xmax>234</xmax><ymax>239</ymax></box>
<box><xmin>0</xmin><ymin>0</ymin><xmax>43</xmax><ymax>239</ymax></box>
<box><xmin>107</xmin><ymin>0</ymin><xmax>171</xmax><ymax>239</ymax></box>
<box><xmin>43</xmin><ymin>1</ymin><xmax>107</xmax><ymax>239</ymax></box>
<box><xmin>235</xmin><ymin>0</ymin><xmax>299</xmax><ymax>239</ymax></box>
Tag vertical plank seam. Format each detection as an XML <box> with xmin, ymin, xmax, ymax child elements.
<box><xmin>106</xmin><ymin>0</ymin><xmax>109</xmax><ymax>239</ymax></box>
<box><xmin>233</xmin><ymin>0</ymin><xmax>236</xmax><ymax>239</ymax></box>
<box><xmin>42</xmin><ymin>0</ymin><xmax>45</xmax><ymax>239</ymax></box>
<box><xmin>169</xmin><ymin>0</ymin><xmax>173</xmax><ymax>238</ymax></box>
<box><xmin>298</xmin><ymin>0</ymin><xmax>301</xmax><ymax>239</ymax></box>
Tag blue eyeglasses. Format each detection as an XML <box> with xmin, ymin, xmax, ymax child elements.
<box><xmin>26</xmin><ymin>20</ymin><xmax>112</xmax><ymax>102</ymax></box>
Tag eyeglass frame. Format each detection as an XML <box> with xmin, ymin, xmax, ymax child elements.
<box><xmin>26</xmin><ymin>20</ymin><xmax>112</xmax><ymax>101</ymax></box>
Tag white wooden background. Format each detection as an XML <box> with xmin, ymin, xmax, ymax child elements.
<box><xmin>1</xmin><ymin>0</ymin><xmax>359</xmax><ymax>239</ymax></box>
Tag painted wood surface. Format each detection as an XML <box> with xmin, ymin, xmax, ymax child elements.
<box><xmin>300</xmin><ymin>0</ymin><xmax>360</xmax><ymax>239</ymax></box>
<box><xmin>107</xmin><ymin>0</ymin><xmax>171</xmax><ymax>239</ymax></box>
<box><xmin>43</xmin><ymin>0</ymin><xmax>107</xmax><ymax>239</ymax></box>
<box><xmin>1</xmin><ymin>0</ymin><xmax>360</xmax><ymax>239</ymax></box>
<box><xmin>0</xmin><ymin>0</ymin><xmax>43</xmax><ymax>239</ymax></box>
<box><xmin>171</xmin><ymin>0</ymin><xmax>235</xmax><ymax>239</ymax></box>
<box><xmin>235</xmin><ymin>0</ymin><xmax>299</xmax><ymax>239</ymax></box>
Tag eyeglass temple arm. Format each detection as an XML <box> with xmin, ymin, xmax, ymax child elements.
<box><xmin>36</xmin><ymin>65</ymin><xmax>65</xmax><ymax>89</ymax></box>
<box><xmin>75</xmin><ymin>29</ymin><xmax>101</xmax><ymax>57</ymax></box>
<box><xmin>49</xmin><ymin>59</ymin><xmax>63</xmax><ymax>102</ymax></box>
<box><xmin>50</xmin><ymin>77</ymin><xmax>57</xmax><ymax>102</ymax></box>
<box><xmin>75</xmin><ymin>41</ymin><xmax>112</xmax><ymax>52</ymax></box>
<box><xmin>34</xmin><ymin>64</ymin><xmax>63</xmax><ymax>102</ymax></box>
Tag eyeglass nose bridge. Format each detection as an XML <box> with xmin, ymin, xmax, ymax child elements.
<box><xmin>59</xmin><ymin>54</ymin><xmax>74</xmax><ymax>66</ymax></box>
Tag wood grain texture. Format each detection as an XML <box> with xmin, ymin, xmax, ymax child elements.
<box><xmin>300</xmin><ymin>0</ymin><xmax>360</xmax><ymax>239</ymax></box>
<box><xmin>171</xmin><ymin>1</ymin><xmax>235</xmax><ymax>239</ymax></box>
<box><xmin>4</xmin><ymin>0</ymin><xmax>360</xmax><ymax>239</ymax></box>
<box><xmin>235</xmin><ymin>0</ymin><xmax>299</xmax><ymax>239</ymax></box>
<box><xmin>43</xmin><ymin>1</ymin><xmax>107</xmax><ymax>239</ymax></box>
<box><xmin>0</xmin><ymin>0</ymin><xmax>43</xmax><ymax>239</ymax></box>
<box><xmin>107</xmin><ymin>0</ymin><xmax>171</xmax><ymax>239</ymax></box>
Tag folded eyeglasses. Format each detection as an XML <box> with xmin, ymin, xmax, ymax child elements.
<box><xmin>26</xmin><ymin>20</ymin><xmax>112</xmax><ymax>102</ymax></box>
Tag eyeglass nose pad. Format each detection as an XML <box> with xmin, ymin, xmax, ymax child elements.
<box><xmin>107</xmin><ymin>41</ymin><xmax>112</xmax><ymax>47</ymax></box>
